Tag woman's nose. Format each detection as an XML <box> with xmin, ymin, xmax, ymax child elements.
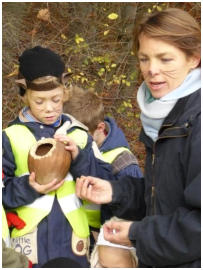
<box><xmin>148</xmin><ymin>61</ymin><xmax>160</xmax><ymax>76</ymax></box>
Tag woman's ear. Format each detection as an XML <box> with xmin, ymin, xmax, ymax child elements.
<box><xmin>190</xmin><ymin>54</ymin><xmax>201</xmax><ymax>69</ymax></box>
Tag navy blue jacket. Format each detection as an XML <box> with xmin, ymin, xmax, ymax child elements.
<box><xmin>2</xmin><ymin>113</ymin><xmax>114</xmax><ymax>268</ymax></box>
<box><xmin>100</xmin><ymin>116</ymin><xmax>143</xmax><ymax>223</ymax></box>
<box><xmin>101</xmin><ymin>116</ymin><xmax>143</xmax><ymax>178</ymax></box>
<box><xmin>109</xmin><ymin>90</ymin><xmax>201</xmax><ymax>267</ymax></box>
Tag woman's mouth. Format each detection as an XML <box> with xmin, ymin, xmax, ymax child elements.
<box><xmin>149</xmin><ymin>81</ymin><xmax>166</xmax><ymax>90</ymax></box>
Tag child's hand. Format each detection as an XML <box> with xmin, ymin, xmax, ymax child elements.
<box><xmin>54</xmin><ymin>134</ymin><xmax>79</xmax><ymax>160</ymax></box>
<box><xmin>29</xmin><ymin>172</ymin><xmax>64</xmax><ymax>194</ymax></box>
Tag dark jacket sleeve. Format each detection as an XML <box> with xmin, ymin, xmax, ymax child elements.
<box><xmin>70</xmin><ymin>135</ymin><xmax>116</xmax><ymax>180</ymax></box>
<box><xmin>108</xmin><ymin>176</ymin><xmax>146</xmax><ymax>221</ymax></box>
<box><xmin>129</xmin><ymin>115</ymin><xmax>201</xmax><ymax>267</ymax></box>
<box><xmin>2</xmin><ymin>131</ymin><xmax>41</xmax><ymax>209</ymax></box>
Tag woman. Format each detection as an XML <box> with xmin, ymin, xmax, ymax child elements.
<box><xmin>76</xmin><ymin>8</ymin><xmax>201</xmax><ymax>268</ymax></box>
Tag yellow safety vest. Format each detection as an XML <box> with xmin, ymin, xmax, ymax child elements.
<box><xmin>2</xmin><ymin>206</ymin><xmax>10</xmax><ymax>247</ymax></box>
<box><xmin>4</xmin><ymin>124</ymin><xmax>89</xmax><ymax>238</ymax></box>
<box><xmin>83</xmin><ymin>147</ymin><xmax>131</xmax><ymax>229</ymax></box>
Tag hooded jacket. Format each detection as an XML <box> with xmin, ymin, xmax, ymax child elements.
<box><xmin>100</xmin><ymin>116</ymin><xmax>142</xmax><ymax>178</ymax></box>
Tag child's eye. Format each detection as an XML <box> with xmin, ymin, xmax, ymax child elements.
<box><xmin>35</xmin><ymin>101</ymin><xmax>43</xmax><ymax>105</ymax></box>
<box><xmin>53</xmin><ymin>99</ymin><xmax>60</xmax><ymax>103</ymax></box>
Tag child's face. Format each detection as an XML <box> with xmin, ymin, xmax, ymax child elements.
<box><xmin>98</xmin><ymin>246</ymin><xmax>136</xmax><ymax>268</ymax></box>
<box><xmin>24</xmin><ymin>87</ymin><xmax>64</xmax><ymax>125</ymax></box>
<box><xmin>92</xmin><ymin>122</ymin><xmax>106</xmax><ymax>147</ymax></box>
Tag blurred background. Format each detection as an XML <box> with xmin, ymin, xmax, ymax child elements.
<box><xmin>2</xmin><ymin>2</ymin><xmax>201</xmax><ymax>170</ymax></box>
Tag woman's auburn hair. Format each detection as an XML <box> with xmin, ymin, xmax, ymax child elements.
<box><xmin>133</xmin><ymin>8</ymin><xmax>201</xmax><ymax>59</ymax></box>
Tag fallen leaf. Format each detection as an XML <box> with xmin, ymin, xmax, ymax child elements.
<box><xmin>37</xmin><ymin>8</ymin><xmax>51</xmax><ymax>22</ymax></box>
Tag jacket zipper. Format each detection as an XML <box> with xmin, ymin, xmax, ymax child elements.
<box><xmin>151</xmin><ymin>144</ymin><xmax>156</xmax><ymax>215</ymax></box>
<box><xmin>150</xmin><ymin>130</ymin><xmax>187</xmax><ymax>216</ymax></box>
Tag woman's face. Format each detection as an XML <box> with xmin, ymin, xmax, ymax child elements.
<box><xmin>24</xmin><ymin>86</ymin><xmax>64</xmax><ymax>124</ymax></box>
<box><xmin>138</xmin><ymin>34</ymin><xmax>199</xmax><ymax>98</ymax></box>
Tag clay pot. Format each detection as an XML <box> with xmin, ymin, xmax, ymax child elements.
<box><xmin>28</xmin><ymin>138</ymin><xmax>71</xmax><ymax>185</ymax></box>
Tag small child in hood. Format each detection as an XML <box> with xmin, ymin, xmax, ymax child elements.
<box><xmin>90</xmin><ymin>218</ymin><xmax>138</xmax><ymax>268</ymax></box>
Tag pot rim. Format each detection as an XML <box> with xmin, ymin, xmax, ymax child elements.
<box><xmin>29</xmin><ymin>138</ymin><xmax>56</xmax><ymax>160</ymax></box>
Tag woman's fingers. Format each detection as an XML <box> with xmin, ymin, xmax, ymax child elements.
<box><xmin>76</xmin><ymin>176</ymin><xmax>86</xmax><ymax>198</ymax></box>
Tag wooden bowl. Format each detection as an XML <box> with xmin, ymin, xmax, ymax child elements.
<box><xmin>28</xmin><ymin>138</ymin><xmax>71</xmax><ymax>185</ymax></box>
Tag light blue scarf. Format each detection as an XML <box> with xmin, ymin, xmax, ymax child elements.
<box><xmin>137</xmin><ymin>68</ymin><xmax>201</xmax><ymax>141</ymax></box>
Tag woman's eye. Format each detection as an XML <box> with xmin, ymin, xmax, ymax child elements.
<box><xmin>139</xmin><ymin>58</ymin><xmax>148</xmax><ymax>62</ymax></box>
<box><xmin>161</xmin><ymin>58</ymin><xmax>172</xmax><ymax>63</ymax></box>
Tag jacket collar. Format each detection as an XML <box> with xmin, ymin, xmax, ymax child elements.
<box><xmin>140</xmin><ymin>89</ymin><xmax>200</xmax><ymax>146</ymax></box>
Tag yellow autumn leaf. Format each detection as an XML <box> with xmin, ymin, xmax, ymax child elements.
<box><xmin>126</xmin><ymin>81</ymin><xmax>131</xmax><ymax>87</ymax></box>
<box><xmin>81</xmin><ymin>77</ymin><xmax>88</xmax><ymax>83</ymax></box>
<box><xmin>61</xmin><ymin>34</ymin><xmax>67</xmax><ymax>40</ymax></box>
<box><xmin>5</xmin><ymin>64</ymin><xmax>19</xmax><ymax>78</ymax></box>
<box><xmin>104</xmin><ymin>30</ymin><xmax>110</xmax><ymax>36</ymax></box>
<box><xmin>108</xmin><ymin>13</ymin><xmax>118</xmax><ymax>20</ymax></box>
<box><xmin>75</xmin><ymin>34</ymin><xmax>84</xmax><ymax>44</ymax></box>
<box><xmin>111</xmin><ymin>63</ymin><xmax>116</xmax><ymax>68</ymax></box>
<box><xmin>67</xmin><ymin>68</ymin><xmax>72</xmax><ymax>73</ymax></box>
<box><xmin>148</xmin><ymin>8</ymin><xmax>152</xmax><ymax>13</ymax></box>
<box><xmin>156</xmin><ymin>6</ymin><xmax>162</xmax><ymax>11</ymax></box>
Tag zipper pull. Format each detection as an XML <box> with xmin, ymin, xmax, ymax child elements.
<box><xmin>152</xmin><ymin>153</ymin><xmax>155</xmax><ymax>165</ymax></box>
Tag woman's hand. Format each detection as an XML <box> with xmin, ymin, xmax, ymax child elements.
<box><xmin>54</xmin><ymin>134</ymin><xmax>79</xmax><ymax>160</ymax></box>
<box><xmin>103</xmin><ymin>220</ymin><xmax>133</xmax><ymax>247</ymax></box>
<box><xmin>29</xmin><ymin>172</ymin><xmax>64</xmax><ymax>194</ymax></box>
<box><xmin>76</xmin><ymin>175</ymin><xmax>113</xmax><ymax>204</ymax></box>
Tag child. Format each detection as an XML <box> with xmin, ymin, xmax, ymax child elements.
<box><xmin>2</xmin><ymin>46</ymin><xmax>113</xmax><ymax>267</ymax></box>
<box><xmin>90</xmin><ymin>218</ymin><xmax>138</xmax><ymax>268</ymax></box>
<box><xmin>64</xmin><ymin>86</ymin><xmax>143</xmax><ymax>224</ymax></box>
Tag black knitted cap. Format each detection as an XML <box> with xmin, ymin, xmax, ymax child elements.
<box><xmin>19</xmin><ymin>46</ymin><xmax>65</xmax><ymax>81</ymax></box>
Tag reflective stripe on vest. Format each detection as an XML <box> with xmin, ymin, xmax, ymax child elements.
<box><xmin>102</xmin><ymin>147</ymin><xmax>130</xmax><ymax>164</ymax></box>
<box><xmin>4</xmin><ymin>124</ymin><xmax>89</xmax><ymax>238</ymax></box>
<box><xmin>83</xmin><ymin>200</ymin><xmax>101</xmax><ymax>228</ymax></box>
<box><xmin>2</xmin><ymin>206</ymin><xmax>10</xmax><ymax>247</ymax></box>
<box><xmin>56</xmin><ymin>174</ymin><xmax>89</xmax><ymax>238</ymax></box>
